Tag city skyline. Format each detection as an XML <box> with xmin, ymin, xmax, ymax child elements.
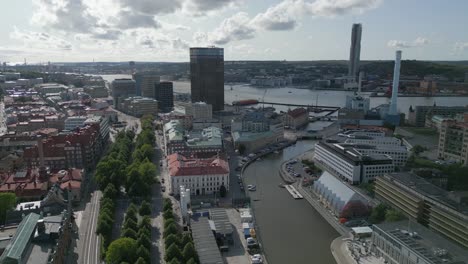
<box><xmin>1</xmin><ymin>0</ymin><xmax>468</xmax><ymax>63</ymax></box>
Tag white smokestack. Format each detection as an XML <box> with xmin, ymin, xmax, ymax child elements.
<box><xmin>389</xmin><ymin>50</ymin><xmax>402</xmax><ymax>115</ymax></box>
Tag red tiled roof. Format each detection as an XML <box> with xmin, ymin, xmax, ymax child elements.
<box><xmin>60</xmin><ymin>180</ymin><xmax>81</xmax><ymax>190</ymax></box>
<box><xmin>167</xmin><ymin>153</ymin><xmax>229</xmax><ymax>177</ymax></box>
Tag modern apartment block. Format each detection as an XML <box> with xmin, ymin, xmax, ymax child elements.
<box><xmin>314</xmin><ymin>139</ymin><xmax>394</xmax><ymax>184</ymax></box>
<box><xmin>438</xmin><ymin>120</ymin><xmax>468</xmax><ymax>165</ymax></box>
<box><xmin>190</xmin><ymin>47</ymin><xmax>224</xmax><ymax>111</ymax></box>
<box><xmin>120</xmin><ymin>96</ymin><xmax>159</xmax><ymax>117</ymax></box>
<box><xmin>375</xmin><ymin>173</ymin><xmax>468</xmax><ymax>248</ymax></box>
<box><xmin>371</xmin><ymin>220</ymin><xmax>468</xmax><ymax>264</ymax></box>
<box><xmin>154</xmin><ymin>81</ymin><xmax>174</xmax><ymax>112</ymax></box>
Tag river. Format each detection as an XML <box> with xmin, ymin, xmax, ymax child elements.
<box><xmin>243</xmin><ymin>140</ymin><xmax>339</xmax><ymax>264</ymax></box>
<box><xmin>101</xmin><ymin>75</ymin><xmax>468</xmax><ymax>115</ymax></box>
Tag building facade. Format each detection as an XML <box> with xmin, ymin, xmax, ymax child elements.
<box><xmin>185</xmin><ymin>102</ymin><xmax>213</xmax><ymax>120</ymax></box>
<box><xmin>154</xmin><ymin>81</ymin><xmax>174</xmax><ymax>112</ymax></box>
<box><xmin>375</xmin><ymin>173</ymin><xmax>468</xmax><ymax>248</ymax></box>
<box><xmin>438</xmin><ymin>120</ymin><xmax>468</xmax><ymax>165</ymax></box>
<box><xmin>168</xmin><ymin>153</ymin><xmax>229</xmax><ymax>196</ymax></box>
<box><xmin>407</xmin><ymin>105</ymin><xmax>468</xmax><ymax>127</ymax></box>
<box><xmin>111</xmin><ymin>78</ymin><xmax>136</xmax><ymax>107</ymax></box>
<box><xmin>120</xmin><ymin>96</ymin><xmax>158</xmax><ymax>117</ymax></box>
<box><xmin>133</xmin><ymin>72</ymin><xmax>160</xmax><ymax>98</ymax></box>
<box><xmin>282</xmin><ymin>108</ymin><xmax>308</xmax><ymax>129</ymax></box>
<box><xmin>190</xmin><ymin>47</ymin><xmax>224</xmax><ymax>111</ymax></box>
<box><xmin>314</xmin><ymin>140</ymin><xmax>394</xmax><ymax>184</ymax></box>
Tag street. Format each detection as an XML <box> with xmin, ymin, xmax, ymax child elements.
<box><xmin>76</xmin><ymin>189</ymin><xmax>102</xmax><ymax>264</ymax></box>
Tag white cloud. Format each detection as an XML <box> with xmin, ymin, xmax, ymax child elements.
<box><xmin>10</xmin><ymin>28</ymin><xmax>73</xmax><ymax>51</ymax></box>
<box><xmin>210</xmin><ymin>12</ymin><xmax>256</xmax><ymax>45</ymax></box>
<box><xmin>454</xmin><ymin>42</ymin><xmax>468</xmax><ymax>52</ymax></box>
<box><xmin>387</xmin><ymin>37</ymin><xmax>429</xmax><ymax>48</ymax></box>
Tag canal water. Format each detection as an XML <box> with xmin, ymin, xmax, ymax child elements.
<box><xmin>242</xmin><ymin>140</ymin><xmax>339</xmax><ymax>264</ymax></box>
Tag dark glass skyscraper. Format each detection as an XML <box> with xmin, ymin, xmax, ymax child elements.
<box><xmin>348</xmin><ymin>23</ymin><xmax>362</xmax><ymax>81</ymax></box>
<box><xmin>154</xmin><ymin>81</ymin><xmax>174</xmax><ymax>112</ymax></box>
<box><xmin>190</xmin><ymin>47</ymin><xmax>224</xmax><ymax>111</ymax></box>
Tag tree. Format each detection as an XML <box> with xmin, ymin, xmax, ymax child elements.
<box><xmin>182</xmin><ymin>242</ymin><xmax>198</xmax><ymax>263</ymax></box>
<box><xmin>186</xmin><ymin>258</ymin><xmax>197</xmax><ymax>264</ymax></box>
<box><xmin>219</xmin><ymin>185</ymin><xmax>227</xmax><ymax>198</ymax></box>
<box><xmin>137</xmin><ymin>233</ymin><xmax>152</xmax><ymax>250</ymax></box>
<box><xmin>180</xmin><ymin>233</ymin><xmax>193</xmax><ymax>248</ymax></box>
<box><xmin>412</xmin><ymin>145</ymin><xmax>427</xmax><ymax>156</ymax></box>
<box><xmin>135</xmin><ymin>257</ymin><xmax>147</xmax><ymax>264</ymax></box>
<box><xmin>122</xmin><ymin>228</ymin><xmax>138</xmax><ymax>240</ymax></box>
<box><xmin>165</xmin><ymin>234</ymin><xmax>180</xmax><ymax>249</ymax></box>
<box><xmin>165</xmin><ymin>244</ymin><xmax>183</xmax><ymax>262</ymax></box>
<box><xmin>139</xmin><ymin>216</ymin><xmax>152</xmax><ymax>230</ymax></box>
<box><xmin>125</xmin><ymin>204</ymin><xmax>138</xmax><ymax>222</ymax></box>
<box><xmin>168</xmin><ymin>259</ymin><xmax>181</xmax><ymax>264</ymax></box>
<box><xmin>163</xmin><ymin>200</ymin><xmax>173</xmax><ymax>212</ymax></box>
<box><xmin>385</xmin><ymin>209</ymin><xmax>404</xmax><ymax>222</ymax></box>
<box><xmin>369</xmin><ymin>204</ymin><xmax>387</xmax><ymax>224</ymax></box>
<box><xmin>163</xmin><ymin>210</ymin><xmax>174</xmax><ymax>220</ymax></box>
<box><xmin>123</xmin><ymin>218</ymin><xmax>138</xmax><ymax>232</ymax></box>
<box><xmin>164</xmin><ymin>219</ymin><xmax>176</xmax><ymax>230</ymax></box>
<box><xmin>164</xmin><ymin>223</ymin><xmax>179</xmax><ymax>238</ymax></box>
<box><xmin>136</xmin><ymin>244</ymin><xmax>150</xmax><ymax>263</ymax></box>
<box><xmin>0</xmin><ymin>193</ymin><xmax>16</xmax><ymax>224</ymax></box>
<box><xmin>137</xmin><ymin>228</ymin><xmax>151</xmax><ymax>241</ymax></box>
<box><xmin>103</xmin><ymin>183</ymin><xmax>117</xmax><ymax>199</ymax></box>
<box><xmin>106</xmin><ymin>238</ymin><xmax>137</xmax><ymax>264</ymax></box>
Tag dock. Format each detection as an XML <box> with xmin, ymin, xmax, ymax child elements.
<box><xmin>285</xmin><ymin>185</ymin><xmax>303</xmax><ymax>199</ymax></box>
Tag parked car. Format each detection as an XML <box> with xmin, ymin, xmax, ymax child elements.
<box><xmin>251</xmin><ymin>254</ymin><xmax>263</xmax><ymax>264</ymax></box>
<box><xmin>161</xmin><ymin>186</ymin><xmax>166</xmax><ymax>192</ymax></box>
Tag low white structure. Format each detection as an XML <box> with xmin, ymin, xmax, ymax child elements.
<box><xmin>314</xmin><ymin>140</ymin><xmax>394</xmax><ymax>184</ymax></box>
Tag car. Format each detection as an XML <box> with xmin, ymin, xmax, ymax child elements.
<box><xmin>161</xmin><ymin>186</ymin><xmax>166</xmax><ymax>192</ymax></box>
<box><xmin>251</xmin><ymin>254</ymin><xmax>263</xmax><ymax>264</ymax></box>
<box><xmin>161</xmin><ymin>179</ymin><xmax>165</xmax><ymax>184</ymax></box>
<box><xmin>246</xmin><ymin>237</ymin><xmax>257</xmax><ymax>247</ymax></box>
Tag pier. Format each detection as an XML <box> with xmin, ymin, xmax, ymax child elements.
<box><xmin>285</xmin><ymin>185</ymin><xmax>303</xmax><ymax>199</ymax></box>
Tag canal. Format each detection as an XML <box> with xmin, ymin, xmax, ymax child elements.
<box><xmin>243</xmin><ymin>140</ymin><xmax>339</xmax><ymax>264</ymax></box>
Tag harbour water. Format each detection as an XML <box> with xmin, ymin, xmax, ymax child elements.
<box><xmin>242</xmin><ymin>140</ymin><xmax>339</xmax><ymax>264</ymax></box>
<box><xmin>101</xmin><ymin>75</ymin><xmax>468</xmax><ymax>115</ymax></box>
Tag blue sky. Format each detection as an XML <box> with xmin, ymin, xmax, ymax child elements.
<box><xmin>1</xmin><ymin>0</ymin><xmax>468</xmax><ymax>63</ymax></box>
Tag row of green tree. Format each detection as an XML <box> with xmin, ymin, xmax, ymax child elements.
<box><xmin>106</xmin><ymin>203</ymin><xmax>152</xmax><ymax>264</ymax></box>
<box><xmin>95</xmin><ymin>131</ymin><xmax>135</xmax><ymax>255</ymax></box>
<box><xmin>163</xmin><ymin>198</ymin><xmax>199</xmax><ymax>264</ymax></box>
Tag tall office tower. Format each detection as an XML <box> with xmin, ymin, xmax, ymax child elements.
<box><xmin>190</xmin><ymin>47</ymin><xmax>224</xmax><ymax>111</ymax></box>
<box><xmin>133</xmin><ymin>72</ymin><xmax>160</xmax><ymax>98</ymax></box>
<box><xmin>348</xmin><ymin>23</ymin><xmax>362</xmax><ymax>81</ymax></box>
<box><xmin>111</xmin><ymin>78</ymin><xmax>136</xmax><ymax>107</ymax></box>
<box><xmin>154</xmin><ymin>81</ymin><xmax>174</xmax><ymax>112</ymax></box>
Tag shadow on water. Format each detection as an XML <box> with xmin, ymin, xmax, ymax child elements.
<box><xmin>243</xmin><ymin>140</ymin><xmax>339</xmax><ymax>264</ymax></box>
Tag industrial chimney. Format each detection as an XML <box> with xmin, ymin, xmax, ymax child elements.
<box><xmin>389</xmin><ymin>50</ymin><xmax>402</xmax><ymax>115</ymax></box>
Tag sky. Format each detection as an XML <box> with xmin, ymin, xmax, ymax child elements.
<box><xmin>1</xmin><ymin>0</ymin><xmax>468</xmax><ymax>63</ymax></box>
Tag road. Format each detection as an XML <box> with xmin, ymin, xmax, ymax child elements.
<box><xmin>76</xmin><ymin>189</ymin><xmax>102</xmax><ymax>264</ymax></box>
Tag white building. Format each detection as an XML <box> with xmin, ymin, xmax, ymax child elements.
<box><xmin>185</xmin><ymin>102</ymin><xmax>213</xmax><ymax>120</ymax></box>
<box><xmin>168</xmin><ymin>153</ymin><xmax>229</xmax><ymax>196</ymax></box>
<box><xmin>64</xmin><ymin>116</ymin><xmax>88</xmax><ymax>131</ymax></box>
<box><xmin>314</xmin><ymin>140</ymin><xmax>394</xmax><ymax>184</ymax></box>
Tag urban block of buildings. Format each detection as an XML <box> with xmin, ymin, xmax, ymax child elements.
<box><xmin>375</xmin><ymin>172</ymin><xmax>468</xmax><ymax>248</ymax></box>
<box><xmin>282</xmin><ymin>108</ymin><xmax>308</xmax><ymax>129</ymax></box>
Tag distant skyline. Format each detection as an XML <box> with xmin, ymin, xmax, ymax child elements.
<box><xmin>1</xmin><ymin>0</ymin><xmax>468</xmax><ymax>63</ymax></box>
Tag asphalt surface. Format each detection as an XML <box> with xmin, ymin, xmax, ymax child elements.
<box><xmin>77</xmin><ymin>189</ymin><xmax>102</xmax><ymax>264</ymax></box>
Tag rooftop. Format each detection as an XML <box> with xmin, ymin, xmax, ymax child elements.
<box><xmin>0</xmin><ymin>213</ymin><xmax>41</xmax><ymax>262</ymax></box>
<box><xmin>383</xmin><ymin>173</ymin><xmax>468</xmax><ymax>216</ymax></box>
<box><xmin>374</xmin><ymin>220</ymin><xmax>468</xmax><ymax>264</ymax></box>
<box><xmin>190</xmin><ymin>216</ymin><xmax>224</xmax><ymax>264</ymax></box>
<box><xmin>167</xmin><ymin>153</ymin><xmax>229</xmax><ymax>177</ymax></box>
